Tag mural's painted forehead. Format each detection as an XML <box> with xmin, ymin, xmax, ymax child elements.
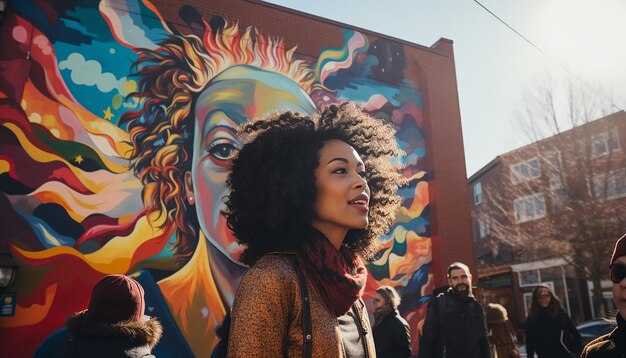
<box><xmin>194</xmin><ymin>65</ymin><xmax>316</xmax><ymax>127</ymax></box>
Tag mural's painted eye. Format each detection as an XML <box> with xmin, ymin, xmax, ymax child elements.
<box><xmin>206</xmin><ymin>140</ymin><xmax>239</xmax><ymax>161</ymax></box>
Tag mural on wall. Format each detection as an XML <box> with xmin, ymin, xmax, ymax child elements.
<box><xmin>0</xmin><ymin>0</ymin><xmax>432</xmax><ymax>356</ymax></box>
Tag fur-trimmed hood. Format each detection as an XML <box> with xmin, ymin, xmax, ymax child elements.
<box><xmin>486</xmin><ymin>303</ymin><xmax>508</xmax><ymax>324</ymax></box>
<box><xmin>67</xmin><ymin>310</ymin><xmax>162</xmax><ymax>348</ymax></box>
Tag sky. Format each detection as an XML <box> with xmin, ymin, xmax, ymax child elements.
<box><xmin>264</xmin><ymin>0</ymin><xmax>626</xmax><ymax>176</ymax></box>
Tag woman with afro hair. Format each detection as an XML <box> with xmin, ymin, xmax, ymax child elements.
<box><xmin>226</xmin><ymin>102</ymin><xmax>405</xmax><ymax>357</ymax></box>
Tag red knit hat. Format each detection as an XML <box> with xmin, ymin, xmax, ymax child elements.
<box><xmin>86</xmin><ymin>274</ymin><xmax>145</xmax><ymax>324</ymax></box>
<box><xmin>610</xmin><ymin>233</ymin><xmax>626</xmax><ymax>265</ymax></box>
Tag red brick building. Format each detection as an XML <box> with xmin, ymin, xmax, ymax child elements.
<box><xmin>469</xmin><ymin>111</ymin><xmax>626</xmax><ymax>330</ymax></box>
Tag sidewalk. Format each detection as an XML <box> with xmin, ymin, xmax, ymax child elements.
<box><xmin>518</xmin><ymin>344</ymin><xmax>527</xmax><ymax>358</ymax></box>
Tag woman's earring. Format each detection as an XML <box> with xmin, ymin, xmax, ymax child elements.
<box><xmin>188</xmin><ymin>196</ymin><xmax>195</xmax><ymax>204</ymax></box>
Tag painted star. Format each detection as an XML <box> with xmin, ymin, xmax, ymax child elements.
<box><xmin>103</xmin><ymin>106</ymin><xmax>114</xmax><ymax>121</ymax></box>
<box><xmin>74</xmin><ymin>155</ymin><xmax>84</xmax><ymax>164</ymax></box>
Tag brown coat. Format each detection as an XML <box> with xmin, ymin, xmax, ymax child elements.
<box><xmin>228</xmin><ymin>253</ymin><xmax>376</xmax><ymax>357</ymax></box>
<box><xmin>485</xmin><ymin>303</ymin><xmax>520</xmax><ymax>358</ymax></box>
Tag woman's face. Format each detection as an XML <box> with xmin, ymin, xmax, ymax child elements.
<box><xmin>373</xmin><ymin>293</ymin><xmax>388</xmax><ymax>313</ymax></box>
<box><xmin>186</xmin><ymin>66</ymin><xmax>316</xmax><ymax>264</ymax></box>
<box><xmin>537</xmin><ymin>287</ymin><xmax>551</xmax><ymax>308</ymax></box>
<box><xmin>312</xmin><ymin>140</ymin><xmax>370</xmax><ymax>241</ymax></box>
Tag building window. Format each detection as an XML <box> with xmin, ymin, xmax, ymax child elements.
<box><xmin>478</xmin><ymin>218</ymin><xmax>490</xmax><ymax>238</ymax></box>
<box><xmin>519</xmin><ymin>270</ymin><xmax>541</xmax><ymax>286</ymax></box>
<box><xmin>514</xmin><ymin>193</ymin><xmax>546</xmax><ymax>222</ymax></box>
<box><xmin>591</xmin><ymin>130</ymin><xmax>621</xmax><ymax>158</ymax></box>
<box><xmin>474</xmin><ymin>182</ymin><xmax>483</xmax><ymax>204</ymax></box>
<box><xmin>511</xmin><ymin>158</ymin><xmax>541</xmax><ymax>184</ymax></box>
<box><xmin>545</xmin><ymin>151</ymin><xmax>563</xmax><ymax>189</ymax></box>
<box><xmin>551</xmin><ymin>187</ymin><xmax>568</xmax><ymax>213</ymax></box>
<box><xmin>593</xmin><ymin>168</ymin><xmax>626</xmax><ymax>200</ymax></box>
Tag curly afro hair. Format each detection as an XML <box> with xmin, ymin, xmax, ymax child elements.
<box><xmin>225</xmin><ymin>102</ymin><xmax>405</xmax><ymax>266</ymax></box>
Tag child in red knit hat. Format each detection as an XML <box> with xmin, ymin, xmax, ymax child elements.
<box><xmin>61</xmin><ymin>274</ymin><xmax>163</xmax><ymax>357</ymax></box>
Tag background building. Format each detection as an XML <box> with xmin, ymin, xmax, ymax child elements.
<box><xmin>469</xmin><ymin>110</ymin><xmax>626</xmax><ymax>331</ymax></box>
<box><xmin>0</xmin><ymin>0</ymin><xmax>474</xmax><ymax>356</ymax></box>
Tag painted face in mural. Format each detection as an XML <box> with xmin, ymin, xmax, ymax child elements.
<box><xmin>185</xmin><ymin>65</ymin><xmax>316</xmax><ymax>264</ymax></box>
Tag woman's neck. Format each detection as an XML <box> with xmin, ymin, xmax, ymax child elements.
<box><xmin>311</xmin><ymin>225</ymin><xmax>346</xmax><ymax>250</ymax></box>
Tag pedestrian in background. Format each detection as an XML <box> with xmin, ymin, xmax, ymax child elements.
<box><xmin>485</xmin><ymin>303</ymin><xmax>520</xmax><ymax>358</ymax></box>
<box><xmin>524</xmin><ymin>284</ymin><xmax>581</xmax><ymax>358</ymax></box>
<box><xmin>418</xmin><ymin>262</ymin><xmax>490</xmax><ymax>358</ymax></box>
<box><xmin>373</xmin><ymin>285</ymin><xmax>412</xmax><ymax>358</ymax></box>
<box><xmin>581</xmin><ymin>233</ymin><xmax>626</xmax><ymax>357</ymax></box>
<box><xmin>61</xmin><ymin>274</ymin><xmax>163</xmax><ymax>358</ymax></box>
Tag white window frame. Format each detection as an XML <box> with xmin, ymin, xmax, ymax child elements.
<box><xmin>510</xmin><ymin>157</ymin><xmax>541</xmax><ymax>184</ymax></box>
<box><xmin>591</xmin><ymin>129</ymin><xmax>621</xmax><ymax>158</ymax></box>
<box><xmin>513</xmin><ymin>193</ymin><xmax>547</xmax><ymax>223</ymax></box>
<box><xmin>478</xmin><ymin>218</ymin><xmax>490</xmax><ymax>238</ymax></box>
<box><xmin>593</xmin><ymin>168</ymin><xmax>626</xmax><ymax>200</ymax></box>
<box><xmin>610</xmin><ymin>130</ymin><xmax>622</xmax><ymax>152</ymax></box>
<box><xmin>519</xmin><ymin>270</ymin><xmax>541</xmax><ymax>287</ymax></box>
<box><xmin>545</xmin><ymin>151</ymin><xmax>563</xmax><ymax>189</ymax></box>
<box><xmin>474</xmin><ymin>182</ymin><xmax>483</xmax><ymax>205</ymax></box>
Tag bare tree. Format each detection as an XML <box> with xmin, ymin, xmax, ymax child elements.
<box><xmin>474</xmin><ymin>80</ymin><xmax>626</xmax><ymax>317</ymax></box>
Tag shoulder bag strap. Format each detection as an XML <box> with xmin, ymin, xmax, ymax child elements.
<box><xmin>291</xmin><ymin>255</ymin><xmax>312</xmax><ymax>358</ymax></box>
<box><xmin>435</xmin><ymin>294</ymin><xmax>447</xmax><ymax>355</ymax></box>
<box><xmin>437</xmin><ymin>294</ymin><xmax>446</xmax><ymax>330</ymax></box>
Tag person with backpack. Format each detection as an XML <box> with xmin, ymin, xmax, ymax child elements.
<box><xmin>418</xmin><ymin>262</ymin><xmax>490</xmax><ymax>358</ymax></box>
<box><xmin>224</xmin><ymin>103</ymin><xmax>404</xmax><ymax>357</ymax></box>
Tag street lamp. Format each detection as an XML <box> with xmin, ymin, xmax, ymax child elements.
<box><xmin>0</xmin><ymin>252</ymin><xmax>17</xmax><ymax>290</ymax></box>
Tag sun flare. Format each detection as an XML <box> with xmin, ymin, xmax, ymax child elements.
<box><xmin>536</xmin><ymin>0</ymin><xmax>626</xmax><ymax>81</ymax></box>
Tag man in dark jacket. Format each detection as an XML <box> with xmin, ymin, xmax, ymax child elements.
<box><xmin>61</xmin><ymin>274</ymin><xmax>163</xmax><ymax>358</ymax></box>
<box><xmin>581</xmin><ymin>233</ymin><xmax>626</xmax><ymax>358</ymax></box>
<box><xmin>418</xmin><ymin>262</ymin><xmax>490</xmax><ymax>358</ymax></box>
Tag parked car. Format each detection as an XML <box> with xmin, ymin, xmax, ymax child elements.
<box><xmin>577</xmin><ymin>318</ymin><xmax>616</xmax><ymax>347</ymax></box>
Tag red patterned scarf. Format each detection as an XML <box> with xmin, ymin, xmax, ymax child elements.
<box><xmin>300</xmin><ymin>230</ymin><xmax>367</xmax><ymax>316</ymax></box>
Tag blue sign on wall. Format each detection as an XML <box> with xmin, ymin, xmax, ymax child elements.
<box><xmin>1</xmin><ymin>293</ymin><xmax>17</xmax><ymax>317</ymax></box>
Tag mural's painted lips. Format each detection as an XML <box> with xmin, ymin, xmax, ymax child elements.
<box><xmin>219</xmin><ymin>210</ymin><xmax>245</xmax><ymax>263</ymax></box>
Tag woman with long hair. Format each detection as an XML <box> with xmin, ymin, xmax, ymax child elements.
<box><xmin>225</xmin><ymin>102</ymin><xmax>405</xmax><ymax>357</ymax></box>
<box><xmin>525</xmin><ymin>284</ymin><xmax>581</xmax><ymax>357</ymax></box>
